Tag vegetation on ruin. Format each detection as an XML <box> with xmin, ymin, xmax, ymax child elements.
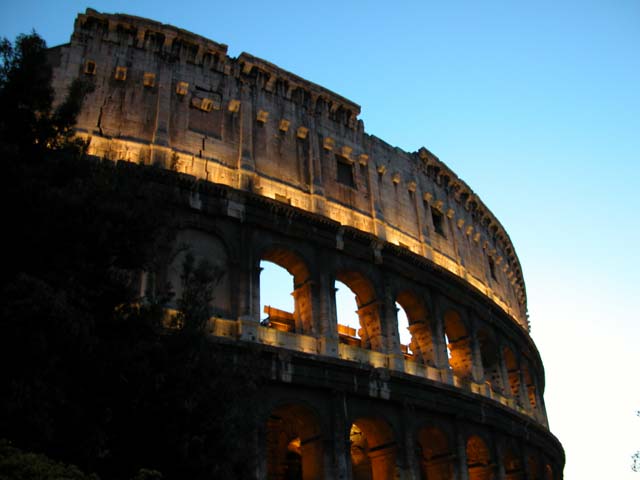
<box><xmin>0</xmin><ymin>32</ymin><xmax>263</xmax><ymax>480</ymax></box>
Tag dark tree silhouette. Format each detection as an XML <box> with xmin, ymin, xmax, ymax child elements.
<box><xmin>0</xmin><ymin>32</ymin><xmax>263</xmax><ymax>480</ymax></box>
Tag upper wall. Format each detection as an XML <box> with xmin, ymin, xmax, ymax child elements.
<box><xmin>50</xmin><ymin>8</ymin><xmax>529</xmax><ymax>330</ymax></box>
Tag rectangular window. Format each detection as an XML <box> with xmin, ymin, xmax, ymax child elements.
<box><xmin>431</xmin><ymin>207</ymin><xmax>445</xmax><ymax>237</ymax></box>
<box><xmin>336</xmin><ymin>155</ymin><xmax>355</xmax><ymax>187</ymax></box>
<box><xmin>84</xmin><ymin>60</ymin><xmax>96</xmax><ymax>75</ymax></box>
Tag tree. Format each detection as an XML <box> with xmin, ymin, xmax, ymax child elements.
<box><xmin>0</xmin><ymin>439</ymin><xmax>98</xmax><ymax>480</ymax></box>
<box><xmin>0</xmin><ymin>31</ymin><xmax>263</xmax><ymax>480</ymax></box>
<box><xmin>0</xmin><ymin>32</ymin><xmax>92</xmax><ymax>157</ymax></box>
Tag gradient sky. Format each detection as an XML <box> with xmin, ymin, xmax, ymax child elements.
<box><xmin>2</xmin><ymin>1</ymin><xmax>638</xmax><ymax>478</ymax></box>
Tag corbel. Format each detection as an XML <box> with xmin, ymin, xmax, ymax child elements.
<box><xmin>323</xmin><ymin>137</ymin><xmax>335</xmax><ymax>151</ymax></box>
<box><xmin>256</xmin><ymin>110</ymin><xmax>269</xmax><ymax>123</ymax></box>
<box><xmin>279</xmin><ymin>119</ymin><xmax>290</xmax><ymax>132</ymax></box>
<box><xmin>296</xmin><ymin>126</ymin><xmax>309</xmax><ymax>139</ymax></box>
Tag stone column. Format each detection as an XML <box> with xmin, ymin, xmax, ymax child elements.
<box><xmin>455</xmin><ymin>427</ymin><xmax>469</xmax><ymax>480</ymax></box>
<box><xmin>515</xmin><ymin>366</ymin><xmax>529</xmax><ymax>410</ymax></box>
<box><xmin>469</xmin><ymin>325</ymin><xmax>485</xmax><ymax>385</ymax></box>
<box><xmin>237</xmin><ymin>83</ymin><xmax>255</xmax><ymax>191</ymax></box>
<box><xmin>382</xmin><ymin>275</ymin><xmax>404</xmax><ymax>371</ymax></box>
<box><xmin>150</xmin><ymin>49</ymin><xmax>174</xmax><ymax>167</ymax></box>
<box><xmin>431</xmin><ymin>293</ymin><xmax>450</xmax><ymax>370</ymax></box>
<box><xmin>401</xmin><ymin>403</ymin><xmax>420</xmax><ymax>480</ymax></box>
<box><xmin>236</xmin><ymin>228</ymin><xmax>260</xmax><ymax>340</ymax></box>
<box><xmin>495</xmin><ymin>440</ymin><xmax>506</xmax><ymax>480</ymax></box>
<box><xmin>317</xmin><ymin>257</ymin><xmax>338</xmax><ymax>357</ymax></box>
<box><xmin>357</xmin><ymin>301</ymin><xmax>384</xmax><ymax>352</ymax></box>
<box><xmin>292</xmin><ymin>279</ymin><xmax>314</xmax><ymax>334</ymax></box>
<box><xmin>331</xmin><ymin>392</ymin><xmax>351</xmax><ymax>480</ymax></box>
<box><xmin>497</xmin><ymin>344</ymin><xmax>512</xmax><ymax>399</ymax></box>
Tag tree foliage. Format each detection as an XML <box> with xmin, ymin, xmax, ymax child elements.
<box><xmin>0</xmin><ymin>439</ymin><xmax>98</xmax><ymax>480</ymax></box>
<box><xmin>0</xmin><ymin>32</ymin><xmax>93</xmax><ymax>156</ymax></box>
<box><xmin>0</xmin><ymin>32</ymin><xmax>263</xmax><ymax>480</ymax></box>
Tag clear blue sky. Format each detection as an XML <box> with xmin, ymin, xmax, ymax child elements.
<box><xmin>2</xmin><ymin>1</ymin><xmax>639</xmax><ymax>478</ymax></box>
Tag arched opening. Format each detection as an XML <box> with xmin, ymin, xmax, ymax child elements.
<box><xmin>335</xmin><ymin>279</ymin><xmax>361</xmax><ymax>344</ymax></box>
<box><xmin>166</xmin><ymin>228</ymin><xmax>230</xmax><ymax>318</ymax></box>
<box><xmin>416</xmin><ymin>426</ymin><xmax>454</xmax><ymax>480</ymax></box>
<box><xmin>503</xmin><ymin>347</ymin><xmax>522</xmax><ymax>402</ymax></box>
<box><xmin>349</xmin><ymin>418</ymin><xmax>396</xmax><ymax>480</ymax></box>
<box><xmin>396</xmin><ymin>291</ymin><xmax>435</xmax><ymax>366</ymax></box>
<box><xmin>478</xmin><ymin>328</ymin><xmax>504</xmax><ymax>394</ymax></box>
<box><xmin>266</xmin><ymin>404</ymin><xmax>324</xmax><ymax>480</ymax></box>
<box><xmin>260</xmin><ymin>248</ymin><xmax>313</xmax><ymax>334</ymax></box>
<box><xmin>395</xmin><ymin>303</ymin><xmax>411</xmax><ymax>355</ymax></box>
<box><xmin>444</xmin><ymin>311</ymin><xmax>473</xmax><ymax>380</ymax></box>
<box><xmin>522</xmin><ymin>363</ymin><xmax>538</xmax><ymax>410</ymax></box>
<box><xmin>466</xmin><ymin>435</ymin><xmax>493</xmax><ymax>480</ymax></box>
<box><xmin>503</xmin><ymin>447</ymin><xmax>523</xmax><ymax>480</ymax></box>
<box><xmin>335</xmin><ymin>271</ymin><xmax>382</xmax><ymax>351</ymax></box>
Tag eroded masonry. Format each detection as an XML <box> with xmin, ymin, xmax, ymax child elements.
<box><xmin>50</xmin><ymin>9</ymin><xmax>564</xmax><ymax>479</ymax></box>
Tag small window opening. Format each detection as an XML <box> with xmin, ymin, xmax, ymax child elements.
<box><xmin>336</xmin><ymin>155</ymin><xmax>355</xmax><ymax>187</ymax></box>
<box><xmin>431</xmin><ymin>207</ymin><xmax>445</xmax><ymax>237</ymax></box>
<box><xmin>84</xmin><ymin>60</ymin><xmax>96</xmax><ymax>75</ymax></box>
<box><xmin>114</xmin><ymin>66</ymin><xmax>127</xmax><ymax>81</ymax></box>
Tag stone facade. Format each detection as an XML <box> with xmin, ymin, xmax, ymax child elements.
<box><xmin>49</xmin><ymin>9</ymin><xmax>564</xmax><ymax>479</ymax></box>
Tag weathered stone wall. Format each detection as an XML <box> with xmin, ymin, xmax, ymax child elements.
<box><xmin>50</xmin><ymin>8</ymin><xmax>529</xmax><ymax>331</ymax></box>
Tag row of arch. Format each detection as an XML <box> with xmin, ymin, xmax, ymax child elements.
<box><xmin>258</xmin><ymin>243</ymin><xmax>542</xmax><ymax>416</ymax></box>
<box><xmin>163</xmin><ymin>228</ymin><xmax>545</xmax><ymax>419</ymax></box>
<box><xmin>266</xmin><ymin>403</ymin><xmax>557</xmax><ymax>480</ymax></box>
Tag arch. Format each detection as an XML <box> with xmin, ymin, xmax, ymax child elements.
<box><xmin>478</xmin><ymin>327</ymin><xmax>505</xmax><ymax>394</ymax></box>
<box><xmin>336</xmin><ymin>270</ymin><xmax>376</xmax><ymax>307</ymax></box>
<box><xmin>261</xmin><ymin>246</ymin><xmax>311</xmax><ymax>287</ymax></box>
<box><xmin>335</xmin><ymin>271</ymin><xmax>383</xmax><ymax>351</ymax></box>
<box><xmin>260</xmin><ymin>246</ymin><xmax>314</xmax><ymax>334</ymax></box>
<box><xmin>503</xmin><ymin>447</ymin><xmax>523</xmax><ymax>480</ymax></box>
<box><xmin>266</xmin><ymin>403</ymin><xmax>324</xmax><ymax>480</ymax></box>
<box><xmin>349</xmin><ymin>417</ymin><xmax>396</xmax><ymax>480</ymax></box>
<box><xmin>416</xmin><ymin>425</ymin><xmax>455</xmax><ymax>480</ymax></box>
<box><xmin>503</xmin><ymin>346</ymin><xmax>523</xmax><ymax>402</ymax></box>
<box><xmin>396</xmin><ymin>290</ymin><xmax>436</xmax><ymax>366</ymax></box>
<box><xmin>466</xmin><ymin>435</ymin><xmax>493</xmax><ymax>480</ymax></box>
<box><xmin>444</xmin><ymin>310</ymin><xmax>473</xmax><ymax>380</ymax></box>
<box><xmin>166</xmin><ymin>228</ymin><xmax>230</xmax><ymax>317</ymax></box>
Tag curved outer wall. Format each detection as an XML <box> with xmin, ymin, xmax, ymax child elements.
<box><xmin>49</xmin><ymin>9</ymin><xmax>564</xmax><ymax>479</ymax></box>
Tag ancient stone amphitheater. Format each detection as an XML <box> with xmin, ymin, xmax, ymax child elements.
<box><xmin>50</xmin><ymin>9</ymin><xmax>564</xmax><ymax>479</ymax></box>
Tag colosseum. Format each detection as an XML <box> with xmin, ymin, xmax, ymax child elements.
<box><xmin>49</xmin><ymin>9</ymin><xmax>564</xmax><ymax>479</ymax></box>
